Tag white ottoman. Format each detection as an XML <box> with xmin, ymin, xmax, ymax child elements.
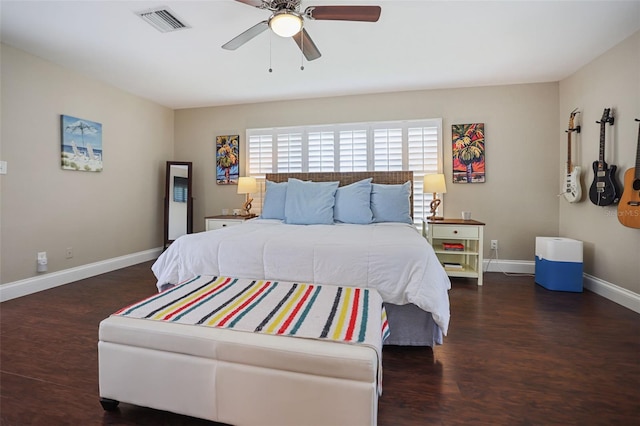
<box><xmin>99</xmin><ymin>277</ymin><xmax>383</xmax><ymax>426</ymax></box>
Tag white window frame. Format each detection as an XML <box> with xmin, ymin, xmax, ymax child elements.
<box><xmin>246</xmin><ymin>118</ymin><xmax>444</xmax><ymax>224</ymax></box>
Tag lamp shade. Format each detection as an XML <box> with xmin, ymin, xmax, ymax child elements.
<box><xmin>423</xmin><ymin>174</ymin><xmax>447</xmax><ymax>194</ymax></box>
<box><xmin>269</xmin><ymin>11</ymin><xmax>303</xmax><ymax>37</ymax></box>
<box><xmin>237</xmin><ymin>177</ymin><xmax>257</xmax><ymax>194</ymax></box>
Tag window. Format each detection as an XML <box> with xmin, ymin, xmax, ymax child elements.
<box><xmin>247</xmin><ymin>119</ymin><xmax>443</xmax><ymax>223</ymax></box>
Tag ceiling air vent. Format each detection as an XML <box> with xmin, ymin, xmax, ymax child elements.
<box><xmin>136</xmin><ymin>7</ymin><xmax>190</xmax><ymax>33</ymax></box>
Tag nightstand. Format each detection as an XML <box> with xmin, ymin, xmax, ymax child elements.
<box><xmin>423</xmin><ymin>218</ymin><xmax>485</xmax><ymax>286</ymax></box>
<box><xmin>205</xmin><ymin>215</ymin><xmax>256</xmax><ymax>231</ymax></box>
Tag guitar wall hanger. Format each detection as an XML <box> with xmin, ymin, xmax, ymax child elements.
<box><xmin>563</xmin><ymin>108</ymin><xmax>582</xmax><ymax>203</ymax></box>
<box><xmin>589</xmin><ymin>108</ymin><xmax>620</xmax><ymax>206</ymax></box>
<box><xmin>565</xmin><ymin>108</ymin><xmax>581</xmax><ymax>134</ymax></box>
<box><xmin>596</xmin><ymin>115</ymin><xmax>615</xmax><ymax>126</ymax></box>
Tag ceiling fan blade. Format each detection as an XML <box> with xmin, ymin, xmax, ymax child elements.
<box><xmin>234</xmin><ymin>0</ymin><xmax>265</xmax><ymax>8</ymax></box>
<box><xmin>304</xmin><ymin>5</ymin><xmax>381</xmax><ymax>22</ymax></box>
<box><xmin>222</xmin><ymin>20</ymin><xmax>269</xmax><ymax>50</ymax></box>
<box><xmin>292</xmin><ymin>28</ymin><xmax>321</xmax><ymax>61</ymax></box>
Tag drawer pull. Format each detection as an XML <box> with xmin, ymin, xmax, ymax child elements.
<box><xmin>222</xmin><ymin>224</ymin><xmax>227</xmax><ymax>227</ymax></box>
<box><xmin>453</xmin><ymin>230</ymin><xmax>458</xmax><ymax>234</ymax></box>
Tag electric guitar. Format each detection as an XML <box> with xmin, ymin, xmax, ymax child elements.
<box><xmin>589</xmin><ymin>108</ymin><xmax>620</xmax><ymax>206</ymax></box>
<box><xmin>563</xmin><ymin>108</ymin><xmax>582</xmax><ymax>202</ymax></box>
<box><xmin>617</xmin><ymin>119</ymin><xmax>640</xmax><ymax>228</ymax></box>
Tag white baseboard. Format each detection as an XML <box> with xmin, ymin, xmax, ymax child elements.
<box><xmin>0</xmin><ymin>248</ymin><xmax>162</xmax><ymax>302</ymax></box>
<box><xmin>583</xmin><ymin>273</ymin><xmax>640</xmax><ymax>314</ymax></box>
<box><xmin>482</xmin><ymin>258</ymin><xmax>639</xmax><ymax>314</ymax></box>
<box><xmin>3</xmin><ymin>252</ymin><xmax>638</xmax><ymax>315</ymax></box>
<box><xmin>484</xmin><ymin>258</ymin><xmax>535</xmax><ymax>274</ymax></box>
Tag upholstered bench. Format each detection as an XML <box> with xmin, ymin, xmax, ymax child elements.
<box><xmin>98</xmin><ymin>276</ymin><xmax>386</xmax><ymax>426</ymax></box>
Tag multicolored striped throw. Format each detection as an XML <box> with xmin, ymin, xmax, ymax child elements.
<box><xmin>114</xmin><ymin>275</ymin><xmax>389</xmax><ymax>360</ymax></box>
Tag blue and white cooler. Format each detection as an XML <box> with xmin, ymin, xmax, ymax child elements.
<box><xmin>535</xmin><ymin>237</ymin><xmax>583</xmax><ymax>292</ymax></box>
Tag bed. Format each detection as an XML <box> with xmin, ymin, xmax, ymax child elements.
<box><xmin>152</xmin><ymin>171</ymin><xmax>451</xmax><ymax>346</ymax></box>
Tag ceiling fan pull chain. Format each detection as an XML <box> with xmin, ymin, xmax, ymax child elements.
<box><xmin>269</xmin><ymin>31</ymin><xmax>273</xmax><ymax>73</ymax></box>
<box><xmin>300</xmin><ymin>29</ymin><xmax>304</xmax><ymax>71</ymax></box>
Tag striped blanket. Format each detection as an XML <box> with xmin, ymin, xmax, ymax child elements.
<box><xmin>114</xmin><ymin>276</ymin><xmax>389</xmax><ymax>392</ymax></box>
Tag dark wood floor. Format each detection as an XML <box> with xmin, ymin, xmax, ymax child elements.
<box><xmin>1</xmin><ymin>262</ymin><xmax>638</xmax><ymax>425</ymax></box>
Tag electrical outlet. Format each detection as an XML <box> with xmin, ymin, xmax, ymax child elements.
<box><xmin>37</xmin><ymin>252</ymin><xmax>48</xmax><ymax>273</ymax></box>
<box><xmin>65</xmin><ymin>247</ymin><xmax>73</xmax><ymax>259</ymax></box>
<box><xmin>490</xmin><ymin>240</ymin><xmax>498</xmax><ymax>250</ymax></box>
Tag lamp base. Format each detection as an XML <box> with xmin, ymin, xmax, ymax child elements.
<box><xmin>242</xmin><ymin>197</ymin><xmax>253</xmax><ymax>217</ymax></box>
<box><xmin>428</xmin><ymin>196</ymin><xmax>442</xmax><ymax>222</ymax></box>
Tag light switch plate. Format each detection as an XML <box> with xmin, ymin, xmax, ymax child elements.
<box><xmin>0</xmin><ymin>161</ymin><xmax>7</xmax><ymax>175</ymax></box>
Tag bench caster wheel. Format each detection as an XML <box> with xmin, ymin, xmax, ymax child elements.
<box><xmin>100</xmin><ymin>397</ymin><xmax>120</xmax><ymax>411</ymax></box>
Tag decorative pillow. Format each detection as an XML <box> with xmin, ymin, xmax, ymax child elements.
<box><xmin>334</xmin><ymin>178</ymin><xmax>374</xmax><ymax>224</ymax></box>
<box><xmin>371</xmin><ymin>181</ymin><xmax>412</xmax><ymax>224</ymax></box>
<box><xmin>284</xmin><ymin>178</ymin><xmax>339</xmax><ymax>225</ymax></box>
<box><xmin>260</xmin><ymin>180</ymin><xmax>288</xmax><ymax>220</ymax></box>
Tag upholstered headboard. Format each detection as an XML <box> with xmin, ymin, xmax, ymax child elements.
<box><xmin>265</xmin><ymin>171</ymin><xmax>414</xmax><ymax>218</ymax></box>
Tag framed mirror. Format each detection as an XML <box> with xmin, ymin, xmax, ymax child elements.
<box><xmin>164</xmin><ymin>161</ymin><xmax>193</xmax><ymax>249</ymax></box>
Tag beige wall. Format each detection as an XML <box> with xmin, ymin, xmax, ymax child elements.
<box><xmin>2</xmin><ymin>31</ymin><xmax>636</xmax><ymax>296</ymax></box>
<box><xmin>559</xmin><ymin>31</ymin><xmax>640</xmax><ymax>293</ymax></box>
<box><xmin>175</xmin><ymin>82</ymin><xmax>560</xmax><ymax>263</ymax></box>
<box><xmin>0</xmin><ymin>44</ymin><xmax>174</xmax><ymax>283</ymax></box>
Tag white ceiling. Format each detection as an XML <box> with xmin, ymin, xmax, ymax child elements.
<box><xmin>2</xmin><ymin>0</ymin><xmax>639</xmax><ymax>110</ymax></box>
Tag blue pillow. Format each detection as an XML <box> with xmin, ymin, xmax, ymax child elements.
<box><xmin>260</xmin><ymin>180</ymin><xmax>288</xmax><ymax>220</ymax></box>
<box><xmin>371</xmin><ymin>181</ymin><xmax>412</xmax><ymax>224</ymax></box>
<box><xmin>284</xmin><ymin>178</ymin><xmax>339</xmax><ymax>225</ymax></box>
<box><xmin>334</xmin><ymin>178</ymin><xmax>373</xmax><ymax>224</ymax></box>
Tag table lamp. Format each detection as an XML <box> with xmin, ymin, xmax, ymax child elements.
<box><xmin>237</xmin><ymin>177</ymin><xmax>257</xmax><ymax>216</ymax></box>
<box><xmin>423</xmin><ymin>174</ymin><xmax>447</xmax><ymax>220</ymax></box>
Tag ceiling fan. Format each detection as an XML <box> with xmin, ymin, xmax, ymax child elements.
<box><xmin>222</xmin><ymin>0</ymin><xmax>382</xmax><ymax>61</ymax></box>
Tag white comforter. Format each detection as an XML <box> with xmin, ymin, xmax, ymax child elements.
<box><xmin>152</xmin><ymin>219</ymin><xmax>451</xmax><ymax>334</ymax></box>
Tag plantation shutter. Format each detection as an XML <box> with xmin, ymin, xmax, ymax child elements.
<box><xmin>308</xmin><ymin>131</ymin><xmax>335</xmax><ymax>172</ymax></box>
<box><xmin>276</xmin><ymin>132</ymin><xmax>302</xmax><ymax>172</ymax></box>
<box><xmin>246</xmin><ymin>119</ymin><xmax>442</xmax><ymax>224</ymax></box>
<box><xmin>408</xmin><ymin>126</ymin><xmax>441</xmax><ymax>221</ymax></box>
<box><xmin>247</xmin><ymin>133</ymin><xmax>275</xmax><ymax>211</ymax></box>
<box><xmin>373</xmin><ymin>128</ymin><xmax>403</xmax><ymax>171</ymax></box>
<box><xmin>338</xmin><ymin>129</ymin><xmax>368</xmax><ymax>172</ymax></box>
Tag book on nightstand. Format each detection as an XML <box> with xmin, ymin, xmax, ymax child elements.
<box><xmin>443</xmin><ymin>262</ymin><xmax>464</xmax><ymax>270</ymax></box>
<box><xmin>442</xmin><ymin>242</ymin><xmax>465</xmax><ymax>251</ymax></box>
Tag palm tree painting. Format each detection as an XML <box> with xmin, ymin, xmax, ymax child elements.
<box><xmin>216</xmin><ymin>135</ymin><xmax>239</xmax><ymax>184</ymax></box>
<box><xmin>452</xmin><ymin>123</ymin><xmax>485</xmax><ymax>183</ymax></box>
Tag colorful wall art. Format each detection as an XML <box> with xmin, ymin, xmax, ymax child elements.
<box><xmin>61</xmin><ymin>115</ymin><xmax>103</xmax><ymax>172</ymax></box>
<box><xmin>216</xmin><ymin>135</ymin><xmax>239</xmax><ymax>184</ymax></box>
<box><xmin>452</xmin><ymin>123</ymin><xmax>485</xmax><ymax>183</ymax></box>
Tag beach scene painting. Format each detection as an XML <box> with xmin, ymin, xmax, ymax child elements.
<box><xmin>61</xmin><ymin>114</ymin><xmax>103</xmax><ymax>172</ymax></box>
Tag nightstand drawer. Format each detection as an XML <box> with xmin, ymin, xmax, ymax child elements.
<box><xmin>431</xmin><ymin>225</ymin><xmax>479</xmax><ymax>239</ymax></box>
<box><xmin>205</xmin><ymin>219</ymin><xmax>244</xmax><ymax>231</ymax></box>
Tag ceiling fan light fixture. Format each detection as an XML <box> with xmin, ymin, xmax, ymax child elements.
<box><xmin>269</xmin><ymin>11</ymin><xmax>303</xmax><ymax>37</ymax></box>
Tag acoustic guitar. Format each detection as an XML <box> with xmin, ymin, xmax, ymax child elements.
<box><xmin>617</xmin><ymin>119</ymin><xmax>640</xmax><ymax>228</ymax></box>
<box><xmin>563</xmin><ymin>108</ymin><xmax>582</xmax><ymax>203</ymax></box>
<box><xmin>589</xmin><ymin>108</ymin><xmax>620</xmax><ymax>206</ymax></box>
